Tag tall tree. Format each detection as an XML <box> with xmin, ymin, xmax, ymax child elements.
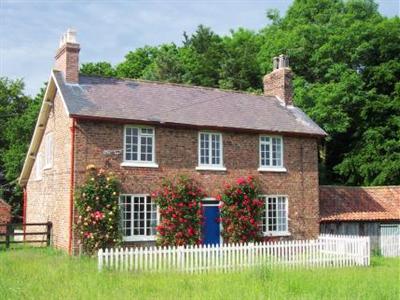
<box><xmin>219</xmin><ymin>28</ymin><xmax>262</xmax><ymax>91</ymax></box>
<box><xmin>181</xmin><ymin>25</ymin><xmax>225</xmax><ymax>87</ymax></box>
<box><xmin>0</xmin><ymin>78</ymin><xmax>43</xmax><ymax>217</ymax></box>
<box><xmin>81</xmin><ymin>62</ymin><xmax>116</xmax><ymax>77</ymax></box>
<box><xmin>115</xmin><ymin>46</ymin><xmax>159</xmax><ymax>78</ymax></box>
<box><xmin>142</xmin><ymin>44</ymin><xmax>185</xmax><ymax>83</ymax></box>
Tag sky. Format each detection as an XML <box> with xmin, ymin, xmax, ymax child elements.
<box><xmin>1</xmin><ymin>0</ymin><xmax>399</xmax><ymax>96</ymax></box>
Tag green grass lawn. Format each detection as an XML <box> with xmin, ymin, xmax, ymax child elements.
<box><xmin>0</xmin><ymin>247</ymin><xmax>399</xmax><ymax>300</ymax></box>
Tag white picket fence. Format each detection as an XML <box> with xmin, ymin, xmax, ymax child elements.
<box><xmin>98</xmin><ymin>235</ymin><xmax>370</xmax><ymax>273</ymax></box>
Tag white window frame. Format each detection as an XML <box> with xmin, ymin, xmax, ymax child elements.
<box><xmin>196</xmin><ymin>131</ymin><xmax>226</xmax><ymax>171</ymax></box>
<box><xmin>258</xmin><ymin>135</ymin><xmax>286</xmax><ymax>172</ymax></box>
<box><xmin>44</xmin><ymin>132</ymin><xmax>54</xmax><ymax>169</ymax></box>
<box><xmin>34</xmin><ymin>152</ymin><xmax>43</xmax><ymax>181</ymax></box>
<box><xmin>259</xmin><ymin>195</ymin><xmax>290</xmax><ymax>236</ymax></box>
<box><xmin>121</xmin><ymin>125</ymin><xmax>158</xmax><ymax>168</ymax></box>
<box><xmin>119</xmin><ymin>194</ymin><xmax>159</xmax><ymax>242</ymax></box>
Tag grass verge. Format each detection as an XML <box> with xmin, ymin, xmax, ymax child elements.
<box><xmin>1</xmin><ymin>247</ymin><xmax>399</xmax><ymax>300</ymax></box>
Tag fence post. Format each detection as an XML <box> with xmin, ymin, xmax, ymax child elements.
<box><xmin>46</xmin><ymin>222</ymin><xmax>52</xmax><ymax>247</ymax></box>
<box><xmin>5</xmin><ymin>223</ymin><xmax>12</xmax><ymax>249</ymax></box>
<box><xmin>98</xmin><ymin>249</ymin><xmax>103</xmax><ymax>271</ymax></box>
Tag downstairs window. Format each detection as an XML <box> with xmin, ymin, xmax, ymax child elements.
<box><xmin>259</xmin><ymin>195</ymin><xmax>289</xmax><ymax>236</ymax></box>
<box><xmin>119</xmin><ymin>194</ymin><xmax>158</xmax><ymax>241</ymax></box>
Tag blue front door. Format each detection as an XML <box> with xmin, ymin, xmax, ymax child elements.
<box><xmin>202</xmin><ymin>205</ymin><xmax>220</xmax><ymax>245</ymax></box>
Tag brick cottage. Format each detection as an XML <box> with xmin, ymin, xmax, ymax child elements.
<box><xmin>19</xmin><ymin>29</ymin><xmax>326</xmax><ymax>254</ymax></box>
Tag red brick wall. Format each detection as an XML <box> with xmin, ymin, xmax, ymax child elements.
<box><xmin>74</xmin><ymin>121</ymin><xmax>320</xmax><ymax>244</ymax></box>
<box><xmin>0</xmin><ymin>199</ymin><xmax>11</xmax><ymax>233</ymax></box>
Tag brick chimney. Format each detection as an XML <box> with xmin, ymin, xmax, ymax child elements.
<box><xmin>263</xmin><ymin>54</ymin><xmax>293</xmax><ymax>106</ymax></box>
<box><xmin>54</xmin><ymin>29</ymin><xmax>80</xmax><ymax>83</ymax></box>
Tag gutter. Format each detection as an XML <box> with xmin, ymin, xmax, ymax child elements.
<box><xmin>68</xmin><ymin>118</ymin><xmax>76</xmax><ymax>255</ymax></box>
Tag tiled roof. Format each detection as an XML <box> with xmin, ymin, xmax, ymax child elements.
<box><xmin>320</xmin><ymin>186</ymin><xmax>400</xmax><ymax>222</ymax></box>
<box><xmin>54</xmin><ymin>71</ymin><xmax>326</xmax><ymax>137</ymax></box>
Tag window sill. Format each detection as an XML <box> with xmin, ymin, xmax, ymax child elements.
<box><xmin>121</xmin><ymin>162</ymin><xmax>159</xmax><ymax>168</ymax></box>
<box><xmin>258</xmin><ymin>167</ymin><xmax>287</xmax><ymax>173</ymax></box>
<box><xmin>43</xmin><ymin>166</ymin><xmax>52</xmax><ymax>170</ymax></box>
<box><xmin>196</xmin><ymin>165</ymin><xmax>227</xmax><ymax>171</ymax></box>
<box><xmin>263</xmin><ymin>232</ymin><xmax>291</xmax><ymax>237</ymax></box>
<box><xmin>123</xmin><ymin>236</ymin><xmax>157</xmax><ymax>242</ymax></box>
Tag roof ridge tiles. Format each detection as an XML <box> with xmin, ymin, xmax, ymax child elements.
<box><xmin>78</xmin><ymin>73</ymin><xmax>269</xmax><ymax>98</ymax></box>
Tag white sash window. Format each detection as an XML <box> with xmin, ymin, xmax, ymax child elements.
<box><xmin>259</xmin><ymin>195</ymin><xmax>289</xmax><ymax>236</ymax></box>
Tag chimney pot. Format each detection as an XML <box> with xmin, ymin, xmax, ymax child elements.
<box><xmin>66</xmin><ymin>28</ymin><xmax>77</xmax><ymax>44</ymax></box>
<box><xmin>278</xmin><ymin>54</ymin><xmax>289</xmax><ymax>69</ymax></box>
<box><xmin>273</xmin><ymin>57</ymin><xmax>279</xmax><ymax>70</ymax></box>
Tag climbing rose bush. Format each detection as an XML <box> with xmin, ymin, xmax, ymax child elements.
<box><xmin>218</xmin><ymin>176</ymin><xmax>264</xmax><ymax>243</ymax></box>
<box><xmin>75</xmin><ymin>165</ymin><xmax>122</xmax><ymax>255</ymax></box>
<box><xmin>152</xmin><ymin>176</ymin><xmax>205</xmax><ymax>246</ymax></box>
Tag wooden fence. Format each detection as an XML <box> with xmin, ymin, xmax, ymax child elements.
<box><xmin>0</xmin><ymin>222</ymin><xmax>52</xmax><ymax>249</ymax></box>
<box><xmin>98</xmin><ymin>234</ymin><xmax>370</xmax><ymax>273</ymax></box>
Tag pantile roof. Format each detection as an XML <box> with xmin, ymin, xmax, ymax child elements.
<box><xmin>320</xmin><ymin>186</ymin><xmax>400</xmax><ymax>222</ymax></box>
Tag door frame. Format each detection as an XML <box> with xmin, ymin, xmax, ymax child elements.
<box><xmin>202</xmin><ymin>197</ymin><xmax>223</xmax><ymax>245</ymax></box>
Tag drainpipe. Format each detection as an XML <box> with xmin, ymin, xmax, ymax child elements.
<box><xmin>23</xmin><ymin>187</ymin><xmax>27</xmax><ymax>240</ymax></box>
<box><xmin>68</xmin><ymin>118</ymin><xmax>76</xmax><ymax>255</ymax></box>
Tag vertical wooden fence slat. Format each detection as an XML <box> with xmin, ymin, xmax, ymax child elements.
<box><xmin>46</xmin><ymin>222</ymin><xmax>52</xmax><ymax>246</ymax></box>
<box><xmin>5</xmin><ymin>224</ymin><xmax>11</xmax><ymax>249</ymax></box>
<box><xmin>98</xmin><ymin>249</ymin><xmax>103</xmax><ymax>271</ymax></box>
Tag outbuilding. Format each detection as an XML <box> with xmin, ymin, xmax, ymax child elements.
<box><xmin>320</xmin><ymin>186</ymin><xmax>400</xmax><ymax>255</ymax></box>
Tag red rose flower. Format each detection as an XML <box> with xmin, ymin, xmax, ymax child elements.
<box><xmin>236</xmin><ymin>177</ymin><xmax>246</xmax><ymax>185</ymax></box>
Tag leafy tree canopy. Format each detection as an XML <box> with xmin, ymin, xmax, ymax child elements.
<box><xmin>0</xmin><ymin>78</ymin><xmax>43</xmax><ymax>217</ymax></box>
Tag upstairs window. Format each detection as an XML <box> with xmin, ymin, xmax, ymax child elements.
<box><xmin>123</xmin><ymin>126</ymin><xmax>156</xmax><ymax>166</ymax></box>
<box><xmin>119</xmin><ymin>194</ymin><xmax>157</xmax><ymax>241</ymax></box>
<box><xmin>44</xmin><ymin>132</ymin><xmax>54</xmax><ymax>169</ymax></box>
<box><xmin>259</xmin><ymin>136</ymin><xmax>284</xmax><ymax>169</ymax></box>
<box><xmin>197</xmin><ymin>132</ymin><xmax>225</xmax><ymax>170</ymax></box>
<box><xmin>260</xmin><ymin>195</ymin><xmax>289</xmax><ymax>236</ymax></box>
